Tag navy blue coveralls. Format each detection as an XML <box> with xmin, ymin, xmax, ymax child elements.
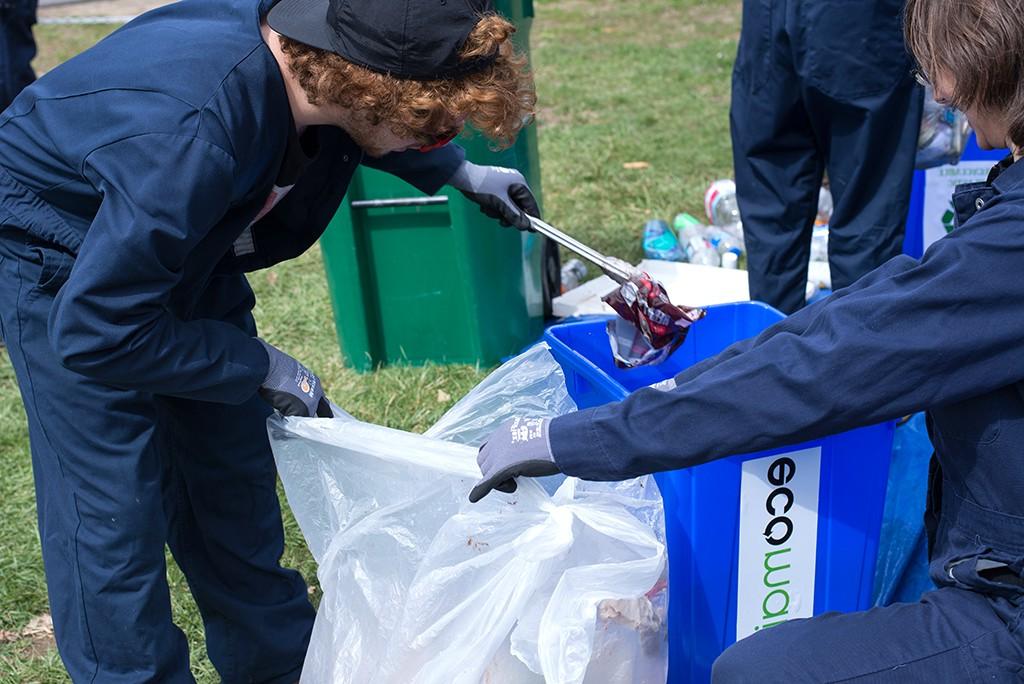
<box><xmin>549</xmin><ymin>154</ymin><xmax>1024</xmax><ymax>681</ymax></box>
<box><xmin>732</xmin><ymin>0</ymin><xmax>924</xmax><ymax>314</ymax></box>
<box><xmin>0</xmin><ymin>0</ymin><xmax>463</xmax><ymax>681</ymax></box>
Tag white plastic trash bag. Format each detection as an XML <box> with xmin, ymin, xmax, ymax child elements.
<box><xmin>424</xmin><ymin>343</ymin><xmax>578</xmax><ymax>446</ymax></box>
<box><xmin>270</xmin><ymin>344</ymin><xmax>669</xmax><ymax>683</ymax></box>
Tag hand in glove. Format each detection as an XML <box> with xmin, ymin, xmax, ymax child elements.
<box><xmin>257</xmin><ymin>339</ymin><xmax>333</xmax><ymax>418</ymax></box>
<box><xmin>468</xmin><ymin>417</ymin><xmax>560</xmax><ymax>503</ymax></box>
<box><xmin>448</xmin><ymin>160</ymin><xmax>540</xmax><ymax>231</ymax></box>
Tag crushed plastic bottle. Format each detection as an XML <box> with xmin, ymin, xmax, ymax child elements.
<box><xmin>560</xmin><ymin>258</ymin><xmax>588</xmax><ymax>293</ymax></box>
<box><xmin>816</xmin><ymin>186</ymin><xmax>833</xmax><ymax>227</ymax></box>
<box><xmin>685</xmin><ymin>235</ymin><xmax>721</xmax><ymax>267</ymax></box>
<box><xmin>642</xmin><ymin>219</ymin><xmax>685</xmax><ymax>262</ymax></box>
<box><xmin>808</xmin><ymin>222</ymin><xmax>832</xmax><ymax>300</ymax></box>
<box><xmin>718</xmin><ymin>220</ymin><xmax>745</xmax><ymax>242</ymax></box>
<box><xmin>704</xmin><ymin>179</ymin><xmax>741</xmax><ymax>227</ymax></box>
<box><xmin>673</xmin><ymin>212</ymin><xmax>739</xmax><ymax>267</ymax></box>
<box><xmin>916</xmin><ymin>84</ymin><xmax>970</xmax><ymax>170</ymax></box>
<box><xmin>704</xmin><ymin>226</ymin><xmax>744</xmax><ymax>258</ymax></box>
<box><xmin>810</xmin><ymin>225</ymin><xmax>829</xmax><ymax>263</ymax></box>
<box><xmin>673</xmin><ymin>212</ymin><xmax>705</xmax><ymax>242</ymax></box>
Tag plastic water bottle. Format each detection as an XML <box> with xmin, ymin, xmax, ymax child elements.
<box><xmin>642</xmin><ymin>219</ymin><xmax>685</xmax><ymax>261</ymax></box>
<box><xmin>916</xmin><ymin>84</ymin><xmax>969</xmax><ymax>169</ymax></box>
<box><xmin>816</xmin><ymin>186</ymin><xmax>833</xmax><ymax>227</ymax></box>
<box><xmin>810</xmin><ymin>226</ymin><xmax>829</xmax><ymax>263</ymax></box>
<box><xmin>685</xmin><ymin>235</ymin><xmax>721</xmax><ymax>267</ymax></box>
<box><xmin>674</xmin><ymin>212</ymin><xmax>729</xmax><ymax>266</ymax></box>
<box><xmin>704</xmin><ymin>179</ymin><xmax>741</xmax><ymax>227</ymax></box>
<box><xmin>719</xmin><ymin>220</ymin><xmax>745</xmax><ymax>241</ymax></box>
<box><xmin>705</xmin><ymin>226</ymin><xmax>744</xmax><ymax>258</ymax></box>
<box><xmin>560</xmin><ymin>258</ymin><xmax>588</xmax><ymax>293</ymax></box>
<box><xmin>673</xmin><ymin>212</ymin><xmax>706</xmax><ymax>242</ymax></box>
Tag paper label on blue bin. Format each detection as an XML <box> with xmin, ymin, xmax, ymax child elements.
<box><xmin>923</xmin><ymin>162</ymin><xmax>991</xmax><ymax>250</ymax></box>
<box><xmin>736</xmin><ymin>447</ymin><xmax>821</xmax><ymax>640</ymax></box>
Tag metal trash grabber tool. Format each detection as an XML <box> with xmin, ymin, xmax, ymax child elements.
<box><xmin>525</xmin><ymin>214</ymin><xmax>706</xmax><ymax>368</ymax></box>
<box><xmin>527</xmin><ymin>215</ymin><xmax>635</xmax><ymax>284</ymax></box>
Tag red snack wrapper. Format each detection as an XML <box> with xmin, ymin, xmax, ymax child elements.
<box><xmin>601</xmin><ymin>272</ymin><xmax>706</xmax><ymax>368</ymax></box>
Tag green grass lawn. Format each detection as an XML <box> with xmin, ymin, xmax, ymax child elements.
<box><xmin>0</xmin><ymin>1</ymin><xmax>739</xmax><ymax>680</ymax></box>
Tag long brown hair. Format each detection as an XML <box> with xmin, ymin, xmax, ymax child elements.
<box><xmin>280</xmin><ymin>14</ymin><xmax>535</xmax><ymax>149</ymax></box>
<box><xmin>904</xmin><ymin>0</ymin><xmax>1024</xmax><ymax>147</ymax></box>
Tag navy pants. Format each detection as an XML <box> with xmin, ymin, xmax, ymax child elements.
<box><xmin>731</xmin><ymin>0</ymin><xmax>923</xmax><ymax>314</ymax></box>
<box><xmin>0</xmin><ymin>229</ymin><xmax>315</xmax><ymax>683</ymax></box>
<box><xmin>713</xmin><ymin>587</ymin><xmax>1024</xmax><ymax>682</ymax></box>
<box><xmin>0</xmin><ymin>0</ymin><xmax>36</xmax><ymax>111</ymax></box>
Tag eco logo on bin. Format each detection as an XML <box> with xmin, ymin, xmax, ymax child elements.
<box><xmin>736</xmin><ymin>447</ymin><xmax>822</xmax><ymax>640</ymax></box>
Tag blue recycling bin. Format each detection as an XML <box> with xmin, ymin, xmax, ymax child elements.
<box><xmin>903</xmin><ymin>132</ymin><xmax>1007</xmax><ymax>258</ymax></box>
<box><xmin>543</xmin><ymin>302</ymin><xmax>894</xmax><ymax>683</ymax></box>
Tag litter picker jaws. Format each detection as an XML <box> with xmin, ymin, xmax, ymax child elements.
<box><xmin>526</xmin><ymin>215</ymin><xmax>706</xmax><ymax>368</ymax></box>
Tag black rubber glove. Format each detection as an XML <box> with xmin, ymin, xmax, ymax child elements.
<box><xmin>448</xmin><ymin>160</ymin><xmax>540</xmax><ymax>231</ymax></box>
<box><xmin>468</xmin><ymin>417</ymin><xmax>560</xmax><ymax>503</ymax></box>
<box><xmin>257</xmin><ymin>339</ymin><xmax>333</xmax><ymax>418</ymax></box>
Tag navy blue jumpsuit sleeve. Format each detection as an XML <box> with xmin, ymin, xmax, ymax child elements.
<box><xmin>49</xmin><ymin>133</ymin><xmax>269</xmax><ymax>404</ymax></box>
<box><xmin>671</xmin><ymin>258</ymin><xmax>921</xmax><ymax>386</ymax></box>
<box><xmin>671</xmin><ymin>296</ymin><xmax>827</xmax><ymax>386</ymax></box>
<box><xmin>361</xmin><ymin>143</ymin><xmax>465</xmax><ymax>195</ymax></box>
<box><xmin>549</xmin><ymin>200</ymin><xmax>1024</xmax><ymax>480</ymax></box>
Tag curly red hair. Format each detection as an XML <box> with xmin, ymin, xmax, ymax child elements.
<box><xmin>280</xmin><ymin>14</ymin><xmax>536</xmax><ymax>149</ymax></box>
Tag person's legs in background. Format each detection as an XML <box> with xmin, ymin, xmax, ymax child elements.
<box><xmin>795</xmin><ymin>0</ymin><xmax>923</xmax><ymax>292</ymax></box>
<box><xmin>817</xmin><ymin>82</ymin><xmax>923</xmax><ymax>290</ymax></box>
<box><xmin>731</xmin><ymin>0</ymin><xmax>823</xmax><ymax>315</ymax></box>
<box><xmin>734</xmin><ymin>0</ymin><xmax>923</xmax><ymax>314</ymax></box>
<box><xmin>0</xmin><ymin>0</ymin><xmax>37</xmax><ymax>110</ymax></box>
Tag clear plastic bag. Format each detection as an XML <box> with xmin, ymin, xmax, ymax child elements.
<box><xmin>270</xmin><ymin>344</ymin><xmax>669</xmax><ymax>683</ymax></box>
<box><xmin>424</xmin><ymin>343</ymin><xmax>577</xmax><ymax>446</ymax></box>
<box><xmin>916</xmin><ymin>85</ymin><xmax>970</xmax><ymax>170</ymax></box>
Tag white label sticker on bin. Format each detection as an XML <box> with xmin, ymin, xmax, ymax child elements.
<box><xmin>922</xmin><ymin>162</ymin><xmax>992</xmax><ymax>250</ymax></box>
<box><xmin>735</xmin><ymin>447</ymin><xmax>821</xmax><ymax>641</ymax></box>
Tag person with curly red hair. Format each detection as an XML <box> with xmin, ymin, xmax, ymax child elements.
<box><xmin>0</xmin><ymin>0</ymin><xmax>540</xmax><ymax>681</ymax></box>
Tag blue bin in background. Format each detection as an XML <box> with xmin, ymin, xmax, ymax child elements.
<box><xmin>543</xmin><ymin>302</ymin><xmax>895</xmax><ymax>683</ymax></box>
<box><xmin>903</xmin><ymin>132</ymin><xmax>1006</xmax><ymax>258</ymax></box>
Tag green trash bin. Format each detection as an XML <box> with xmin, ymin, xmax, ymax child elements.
<box><xmin>320</xmin><ymin>0</ymin><xmax>552</xmax><ymax>372</ymax></box>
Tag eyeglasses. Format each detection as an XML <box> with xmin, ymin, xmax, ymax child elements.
<box><xmin>912</xmin><ymin>67</ymin><xmax>930</xmax><ymax>88</ymax></box>
<box><xmin>417</xmin><ymin>124</ymin><xmax>463</xmax><ymax>153</ymax></box>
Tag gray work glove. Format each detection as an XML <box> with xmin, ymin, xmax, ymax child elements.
<box><xmin>257</xmin><ymin>339</ymin><xmax>333</xmax><ymax>418</ymax></box>
<box><xmin>468</xmin><ymin>417</ymin><xmax>560</xmax><ymax>503</ymax></box>
<box><xmin>448</xmin><ymin>160</ymin><xmax>540</xmax><ymax>231</ymax></box>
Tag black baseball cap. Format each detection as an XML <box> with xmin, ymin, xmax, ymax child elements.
<box><xmin>267</xmin><ymin>0</ymin><xmax>498</xmax><ymax>80</ymax></box>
